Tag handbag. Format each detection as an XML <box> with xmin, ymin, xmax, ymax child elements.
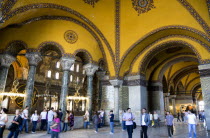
<box><xmin>8</xmin><ymin>123</ymin><xmax>17</xmax><ymax>131</ymax></box>
<box><xmin>131</xmin><ymin>113</ymin><xmax>136</xmax><ymax>129</ymax></box>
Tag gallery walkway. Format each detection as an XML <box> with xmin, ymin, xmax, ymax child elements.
<box><xmin>3</xmin><ymin>121</ymin><xmax>210</xmax><ymax>138</ymax></box>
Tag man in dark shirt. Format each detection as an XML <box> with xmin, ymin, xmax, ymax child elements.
<box><xmin>109</xmin><ymin>110</ymin><xmax>114</xmax><ymax>134</ymax></box>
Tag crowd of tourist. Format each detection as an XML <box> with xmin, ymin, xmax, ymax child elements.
<box><xmin>0</xmin><ymin>106</ymin><xmax>206</xmax><ymax>138</ymax></box>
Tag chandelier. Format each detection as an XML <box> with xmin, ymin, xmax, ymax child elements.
<box><xmin>83</xmin><ymin>0</ymin><xmax>99</xmax><ymax>7</ymax></box>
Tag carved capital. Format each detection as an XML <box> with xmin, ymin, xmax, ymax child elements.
<box><xmin>96</xmin><ymin>71</ymin><xmax>106</xmax><ymax>80</ymax></box>
<box><xmin>60</xmin><ymin>57</ymin><xmax>75</xmax><ymax>71</ymax></box>
<box><xmin>83</xmin><ymin>63</ymin><xmax>98</xmax><ymax>76</ymax></box>
<box><xmin>109</xmin><ymin>79</ymin><xmax>123</xmax><ymax>87</ymax></box>
<box><xmin>0</xmin><ymin>54</ymin><xmax>16</xmax><ymax>68</ymax></box>
<box><xmin>26</xmin><ymin>52</ymin><xmax>42</xmax><ymax>66</ymax></box>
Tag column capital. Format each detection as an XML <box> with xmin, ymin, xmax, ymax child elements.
<box><xmin>83</xmin><ymin>63</ymin><xmax>99</xmax><ymax>76</ymax></box>
<box><xmin>109</xmin><ymin>79</ymin><xmax>123</xmax><ymax>87</ymax></box>
<box><xmin>60</xmin><ymin>57</ymin><xmax>75</xmax><ymax>71</ymax></box>
<box><xmin>26</xmin><ymin>52</ymin><xmax>42</xmax><ymax>66</ymax></box>
<box><xmin>96</xmin><ymin>71</ymin><xmax>106</xmax><ymax>80</ymax></box>
<box><xmin>170</xmin><ymin>95</ymin><xmax>176</xmax><ymax>99</ymax></box>
<box><xmin>164</xmin><ymin>93</ymin><xmax>170</xmax><ymax>97</ymax></box>
<box><xmin>0</xmin><ymin>54</ymin><xmax>16</xmax><ymax>68</ymax></box>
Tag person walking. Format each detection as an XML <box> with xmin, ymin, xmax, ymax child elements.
<box><xmin>121</xmin><ymin>110</ymin><xmax>126</xmax><ymax>131</ymax></box>
<box><xmin>99</xmin><ymin>109</ymin><xmax>105</xmax><ymax>127</ymax></box>
<box><xmin>20</xmin><ymin>106</ymin><xmax>29</xmax><ymax>133</ymax></box>
<box><xmin>177</xmin><ymin>112</ymin><xmax>181</xmax><ymax>122</ymax></box>
<box><xmin>165</xmin><ymin>111</ymin><xmax>174</xmax><ymax>138</ymax></box>
<box><xmin>83</xmin><ymin>110</ymin><xmax>90</xmax><ymax>129</ymax></box>
<box><xmin>181</xmin><ymin>111</ymin><xmax>185</xmax><ymax>122</ymax></box>
<box><xmin>40</xmin><ymin>108</ymin><xmax>47</xmax><ymax>131</ymax></box>
<box><xmin>187</xmin><ymin>110</ymin><xmax>197</xmax><ymax>138</ymax></box>
<box><xmin>62</xmin><ymin>111</ymin><xmax>69</xmax><ymax>132</ymax></box>
<box><xmin>92</xmin><ymin>111</ymin><xmax>100</xmax><ymax>133</ymax></box>
<box><xmin>184</xmin><ymin>110</ymin><xmax>188</xmax><ymax>123</ymax></box>
<box><xmin>148</xmin><ymin>112</ymin><xmax>153</xmax><ymax>127</ymax></box>
<box><xmin>0</xmin><ymin>108</ymin><xmax>8</xmax><ymax>138</ymax></box>
<box><xmin>31</xmin><ymin>109</ymin><xmax>39</xmax><ymax>133</ymax></box>
<box><xmin>50</xmin><ymin>112</ymin><xmax>60</xmax><ymax>138</ymax></box>
<box><xmin>69</xmin><ymin>112</ymin><xmax>74</xmax><ymax>130</ymax></box>
<box><xmin>153</xmin><ymin>111</ymin><xmax>159</xmax><ymax>128</ymax></box>
<box><xmin>140</xmin><ymin>108</ymin><xmax>150</xmax><ymax>138</ymax></box>
<box><xmin>109</xmin><ymin>110</ymin><xmax>114</xmax><ymax>134</ymax></box>
<box><xmin>8</xmin><ymin>109</ymin><xmax>22</xmax><ymax>138</ymax></box>
<box><xmin>47</xmin><ymin>107</ymin><xmax>55</xmax><ymax>134</ymax></box>
<box><xmin>123</xmin><ymin>108</ymin><xmax>135</xmax><ymax>138</ymax></box>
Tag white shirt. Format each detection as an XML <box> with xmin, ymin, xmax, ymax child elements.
<box><xmin>0</xmin><ymin>114</ymin><xmax>7</xmax><ymax>125</ymax></box>
<box><xmin>31</xmin><ymin>114</ymin><xmax>39</xmax><ymax>121</ymax></box>
<box><xmin>123</xmin><ymin>112</ymin><xmax>135</xmax><ymax>125</ymax></box>
<box><xmin>100</xmin><ymin>111</ymin><xmax>104</xmax><ymax>117</ymax></box>
<box><xmin>153</xmin><ymin>114</ymin><xmax>159</xmax><ymax>120</ymax></box>
<box><xmin>22</xmin><ymin>109</ymin><xmax>28</xmax><ymax>119</ymax></box>
<box><xmin>149</xmin><ymin>114</ymin><xmax>153</xmax><ymax>120</ymax></box>
<box><xmin>188</xmin><ymin>114</ymin><xmax>196</xmax><ymax>124</ymax></box>
<box><xmin>142</xmin><ymin>114</ymin><xmax>146</xmax><ymax>125</ymax></box>
<box><xmin>48</xmin><ymin>110</ymin><xmax>54</xmax><ymax>122</ymax></box>
<box><xmin>40</xmin><ymin>111</ymin><xmax>47</xmax><ymax>120</ymax></box>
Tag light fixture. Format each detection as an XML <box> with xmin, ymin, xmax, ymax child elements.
<box><xmin>83</xmin><ymin>0</ymin><xmax>99</xmax><ymax>7</ymax></box>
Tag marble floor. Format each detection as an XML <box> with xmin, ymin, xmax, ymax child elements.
<box><xmin>3</xmin><ymin>121</ymin><xmax>210</xmax><ymax>138</ymax></box>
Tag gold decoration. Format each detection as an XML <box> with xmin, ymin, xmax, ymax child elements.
<box><xmin>132</xmin><ymin>0</ymin><xmax>155</xmax><ymax>15</ymax></box>
<box><xmin>83</xmin><ymin>0</ymin><xmax>99</xmax><ymax>7</ymax></box>
<box><xmin>64</xmin><ymin>30</ymin><xmax>78</xmax><ymax>44</ymax></box>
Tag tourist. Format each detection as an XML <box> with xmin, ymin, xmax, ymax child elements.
<box><xmin>92</xmin><ymin>111</ymin><xmax>100</xmax><ymax>133</ymax></box>
<box><xmin>50</xmin><ymin>112</ymin><xmax>60</xmax><ymax>138</ymax></box>
<box><xmin>31</xmin><ymin>109</ymin><xmax>39</xmax><ymax>133</ymax></box>
<box><xmin>99</xmin><ymin>109</ymin><xmax>105</xmax><ymax>127</ymax></box>
<box><xmin>18</xmin><ymin>109</ymin><xmax>23</xmax><ymax>132</ymax></box>
<box><xmin>140</xmin><ymin>108</ymin><xmax>150</xmax><ymax>138</ymax></box>
<box><xmin>83</xmin><ymin>110</ymin><xmax>90</xmax><ymax>129</ymax></box>
<box><xmin>184</xmin><ymin>110</ymin><xmax>188</xmax><ymax>123</ymax></box>
<box><xmin>153</xmin><ymin>111</ymin><xmax>159</xmax><ymax>128</ymax></box>
<box><xmin>8</xmin><ymin>109</ymin><xmax>22</xmax><ymax>138</ymax></box>
<box><xmin>148</xmin><ymin>112</ymin><xmax>153</xmax><ymax>127</ymax></box>
<box><xmin>57</xmin><ymin>109</ymin><xmax>63</xmax><ymax>132</ymax></box>
<box><xmin>121</xmin><ymin>110</ymin><xmax>126</xmax><ymax>131</ymax></box>
<box><xmin>69</xmin><ymin>112</ymin><xmax>74</xmax><ymax>130</ymax></box>
<box><xmin>62</xmin><ymin>110</ymin><xmax>69</xmax><ymax>132</ymax></box>
<box><xmin>20</xmin><ymin>106</ymin><xmax>29</xmax><ymax>133</ymax></box>
<box><xmin>123</xmin><ymin>108</ymin><xmax>135</xmax><ymax>138</ymax></box>
<box><xmin>177</xmin><ymin>111</ymin><xmax>181</xmax><ymax>122</ymax></box>
<box><xmin>165</xmin><ymin>111</ymin><xmax>174</xmax><ymax>138</ymax></box>
<box><xmin>47</xmin><ymin>107</ymin><xmax>55</xmax><ymax>134</ymax></box>
<box><xmin>40</xmin><ymin>108</ymin><xmax>47</xmax><ymax>131</ymax></box>
<box><xmin>0</xmin><ymin>108</ymin><xmax>8</xmax><ymax>137</ymax></box>
<box><xmin>109</xmin><ymin>110</ymin><xmax>114</xmax><ymax>134</ymax></box>
<box><xmin>187</xmin><ymin>110</ymin><xmax>197</xmax><ymax>138</ymax></box>
<box><xmin>181</xmin><ymin>111</ymin><xmax>185</xmax><ymax>122</ymax></box>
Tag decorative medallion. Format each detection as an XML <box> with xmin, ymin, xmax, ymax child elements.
<box><xmin>83</xmin><ymin>0</ymin><xmax>100</xmax><ymax>7</ymax></box>
<box><xmin>132</xmin><ymin>0</ymin><xmax>155</xmax><ymax>15</ymax></box>
<box><xmin>64</xmin><ymin>30</ymin><xmax>78</xmax><ymax>44</ymax></box>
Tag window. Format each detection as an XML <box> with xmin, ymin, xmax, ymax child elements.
<box><xmin>76</xmin><ymin>64</ymin><xmax>80</xmax><ymax>72</ymax></box>
<box><xmin>56</xmin><ymin>61</ymin><xmax>60</xmax><ymax>68</ymax></box>
<box><xmin>76</xmin><ymin>77</ymin><xmax>79</xmax><ymax>83</ymax></box>
<box><xmin>70</xmin><ymin>64</ymin><xmax>74</xmax><ymax>71</ymax></box>
<box><xmin>70</xmin><ymin>75</ymin><xmax>73</xmax><ymax>82</ymax></box>
<box><xmin>198</xmin><ymin>101</ymin><xmax>204</xmax><ymax>111</ymax></box>
<box><xmin>83</xmin><ymin>69</ymin><xmax>85</xmax><ymax>74</ymax></box>
<box><xmin>55</xmin><ymin>72</ymin><xmax>59</xmax><ymax>79</ymax></box>
<box><xmin>47</xmin><ymin>70</ymin><xmax>51</xmax><ymax>78</ymax></box>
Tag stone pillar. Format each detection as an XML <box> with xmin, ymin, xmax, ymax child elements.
<box><xmin>59</xmin><ymin>57</ymin><xmax>75</xmax><ymax>115</ymax></box>
<box><xmin>83</xmin><ymin>63</ymin><xmax>98</xmax><ymax>118</ymax></box>
<box><xmin>24</xmin><ymin>52</ymin><xmax>42</xmax><ymax>111</ymax></box>
<box><xmin>96</xmin><ymin>71</ymin><xmax>106</xmax><ymax>110</ymax></box>
<box><xmin>199</xmin><ymin>64</ymin><xmax>210</xmax><ymax>131</ymax></box>
<box><xmin>0</xmin><ymin>54</ymin><xmax>16</xmax><ymax>93</ymax></box>
<box><xmin>170</xmin><ymin>95</ymin><xmax>176</xmax><ymax>115</ymax></box>
<box><xmin>164</xmin><ymin>93</ymin><xmax>170</xmax><ymax>111</ymax></box>
<box><xmin>109</xmin><ymin>79</ymin><xmax>123</xmax><ymax>122</ymax></box>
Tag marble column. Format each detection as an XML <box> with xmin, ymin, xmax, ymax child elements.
<box><xmin>170</xmin><ymin>95</ymin><xmax>176</xmax><ymax>115</ymax></box>
<box><xmin>96</xmin><ymin>71</ymin><xmax>106</xmax><ymax>110</ymax></box>
<box><xmin>0</xmin><ymin>54</ymin><xmax>16</xmax><ymax>93</ymax></box>
<box><xmin>24</xmin><ymin>52</ymin><xmax>42</xmax><ymax>110</ymax></box>
<box><xmin>164</xmin><ymin>93</ymin><xmax>170</xmax><ymax>111</ymax></box>
<box><xmin>109</xmin><ymin>79</ymin><xmax>123</xmax><ymax>122</ymax></box>
<box><xmin>198</xmin><ymin>64</ymin><xmax>210</xmax><ymax>131</ymax></box>
<box><xmin>83</xmin><ymin>63</ymin><xmax>98</xmax><ymax>118</ymax></box>
<box><xmin>59</xmin><ymin>57</ymin><xmax>75</xmax><ymax>115</ymax></box>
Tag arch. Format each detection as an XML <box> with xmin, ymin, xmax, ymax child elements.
<box><xmin>98</xmin><ymin>58</ymin><xmax>108</xmax><ymax>71</ymax></box>
<box><xmin>38</xmin><ymin>41</ymin><xmax>64</xmax><ymax>57</ymax></box>
<box><xmin>191</xmin><ymin>83</ymin><xmax>201</xmax><ymax>97</ymax></box>
<box><xmin>73</xmin><ymin>49</ymin><xmax>93</xmax><ymax>65</ymax></box>
<box><xmin>186</xmin><ymin>76</ymin><xmax>200</xmax><ymax>91</ymax></box>
<box><xmin>5</xmin><ymin>40</ymin><xmax>28</xmax><ymax>56</ymax></box>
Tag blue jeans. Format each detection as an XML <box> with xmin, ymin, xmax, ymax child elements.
<box><xmin>47</xmin><ymin>121</ymin><xmax>52</xmax><ymax>134</ymax></box>
<box><xmin>20</xmin><ymin>119</ymin><xmax>28</xmax><ymax>133</ymax></box>
<box><xmin>32</xmin><ymin>121</ymin><xmax>37</xmax><ymax>132</ymax></box>
<box><xmin>63</xmin><ymin>123</ymin><xmax>68</xmax><ymax>131</ymax></box>
<box><xmin>40</xmin><ymin>119</ymin><xmax>47</xmax><ymax>130</ymax></box>
<box><xmin>84</xmin><ymin>122</ymin><xmax>89</xmax><ymax>129</ymax></box>
<box><xmin>8</xmin><ymin>130</ymin><xmax>19</xmax><ymax>138</ymax></box>
<box><xmin>51</xmin><ymin>131</ymin><xmax>59</xmax><ymax>138</ymax></box>
<box><xmin>110</xmin><ymin>122</ymin><xmax>114</xmax><ymax>133</ymax></box>
<box><xmin>188</xmin><ymin>124</ymin><xmax>196</xmax><ymax>138</ymax></box>
<box><xmin>94</xmin><ymin>124</ymin><xmax>98</xmax><ymax>132</ymax></box>
<box><xmin>122</xmin><ymin>121</ymin><xmax>126</xmax><ymax>130</ymax></box>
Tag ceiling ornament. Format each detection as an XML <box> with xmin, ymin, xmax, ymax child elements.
<box><xmin>64</xmin><ymin>30</ymin><xmax>78</xmax><ymax>44</ymax></box>
<box><xmin>132</xmin><ymin>0</ymin><xmax>155</xmax><ymax>15</ymax></box>
<box><xmin>83</xmin><ymin>0</ymin><xmax>99</xmax><ymax>7</ymax></box>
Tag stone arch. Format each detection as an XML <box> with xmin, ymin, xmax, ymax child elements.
<box><xmin>191</xmin><ymin>83</ymin><xmax>201</xmax><ymax>97</ymax></box>
<box><xmin>5</xmin><ymin>40</ymin><xmax>28</xmax><ymax>56</ymax></box>
<box><xmin>73</xmin><ymin>49</ymin><xmax>93</xmax><ymax>65</ymax></box>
